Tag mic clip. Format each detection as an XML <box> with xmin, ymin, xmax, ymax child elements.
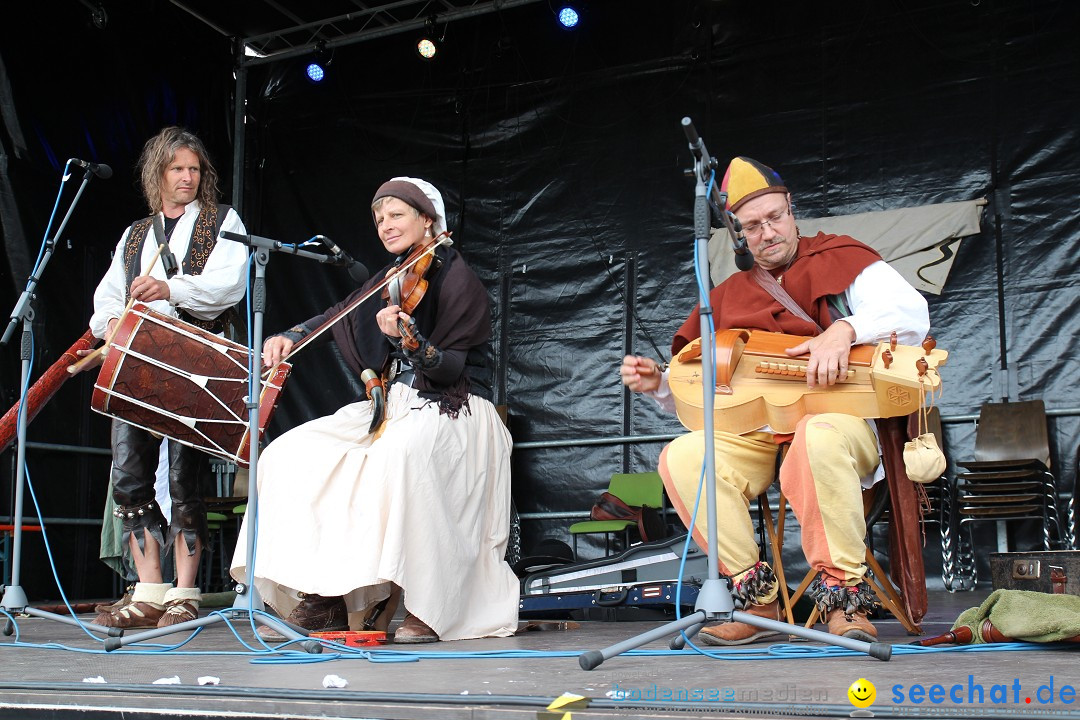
<box><xmin>726</xmin><ymin>212</ymin><xmax>756</xmax><ymax>272</ymax></box>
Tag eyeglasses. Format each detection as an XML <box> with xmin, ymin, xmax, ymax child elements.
<box><xmin>742</xmin><ymin>206</ymin><xmax>790</xmax><ymax>239</ymax></box>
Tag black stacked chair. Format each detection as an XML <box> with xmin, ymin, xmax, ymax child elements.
<box><xmin>1068</xmin><ymin>443</ymin><xmax>1079</xmax><ymax>550</ymax></box>
<box><xmin>916</xmin><ymin>407</ymin><xmax>960</xmax><ymax>591</ymax></box>
<box><xmin>948</xmin><ymin>399</ymin><xmax>1065</xmax><ymax>590</ymax></box>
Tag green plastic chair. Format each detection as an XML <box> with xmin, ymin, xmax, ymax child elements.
<box><xmin>568</xmin><ymin>471</ymin><xmax>665</xmax><ymax>560</ymax></box>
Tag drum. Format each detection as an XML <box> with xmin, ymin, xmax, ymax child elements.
<box><xmin>91</xmin><ymin>303</ymin><xmax>291</xmax><ymax>467</ymax></box>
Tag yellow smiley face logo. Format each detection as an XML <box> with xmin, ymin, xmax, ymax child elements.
<box><xmin>847</xmin><ymin>678</ymin><xmax>876</xmax><ymax>708</ymax></box>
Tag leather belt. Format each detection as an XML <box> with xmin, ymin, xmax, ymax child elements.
<box><xmin>387</xmin><ymin>359</ymin><xmax>414</xmax><ymax>388</ymax></box>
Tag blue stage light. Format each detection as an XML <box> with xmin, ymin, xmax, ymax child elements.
<box><xmin>558</xmin><ymin>7</ymin><xmax>579</xmax><ymax>28</ymax></box>
<box><xmin>304</xmin><ymin>42</ymin><xmax>332</xmax><ymax>83</ymax></box>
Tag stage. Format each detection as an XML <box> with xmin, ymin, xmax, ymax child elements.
<box><xmin>1</xmin><ymin>588</ymin><xmax>1079</xmax><ymax>719</ymax></box>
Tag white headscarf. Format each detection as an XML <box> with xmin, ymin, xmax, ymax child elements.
<box><xmin>391</xmin><ymin>176</ymin><xmax>447</xmax><ymax>236</ymax></box>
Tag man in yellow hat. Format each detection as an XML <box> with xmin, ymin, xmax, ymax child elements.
<box><xmin>620</xmin><ymin>157</ymin><xmax>930</xmax><ymax>644</ymax></box>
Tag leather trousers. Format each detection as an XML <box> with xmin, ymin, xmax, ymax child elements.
<box><xmin>111</xmin><ymin>420</ymin><xmax>207</xmax><ymax>555</ymax></box>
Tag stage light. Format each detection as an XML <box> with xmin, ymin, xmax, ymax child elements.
<box><xmin>304</xmin><ymin>41</ymin><xmax>332</xmax><ymax>83</ymax></box>
<box><xmin>305</xmin><ymin>62</ymin><xmax>326</xmax><ymax>82</ymax></box>
<box><xmin>417</xmin><ymin>38</ymin><xmax>437</xmax><ymax>59</ymax></box>
<box><xmin>558</xmin><ymin>6</ymin><xmax>580</xmax><ymax>28</ymax></box>
<box><xmin>417</xmin><ymin>16</ymin><xmax>440</xmax><ymax>60</ymax></box>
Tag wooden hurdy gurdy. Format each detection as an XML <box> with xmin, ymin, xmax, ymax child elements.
<box><xmin>668</xmin><ymin>329</ymin><xmax>947</xmax><ymax>435</ymax></box>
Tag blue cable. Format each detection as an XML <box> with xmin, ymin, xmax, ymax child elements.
<box><xmin>10</xmin><ymin>332</ymin><xmax>107</xmax><ymax>643</ymax></box>
<box><xmin>665</xmin><ymin>168</ymin><xmax>737</xmax><ymax>659</ymax></box>
<box><xmin>25</xmin><ymin>161</ymin><xmax>73</xmax><ymax>272</ymax></box>
<box><xmin>237</xmin><ymin>250</ymin><xmax>277</xmax><ymax>652</ymax></box>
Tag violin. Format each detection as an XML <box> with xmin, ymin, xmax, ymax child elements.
<box><xmin>381</xmin><ymin>231</ymin><xmax>451</xmax><ymax>352</ymax></box>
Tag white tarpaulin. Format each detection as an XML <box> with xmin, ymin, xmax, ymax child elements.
<box><xmin>708</xmin><ymin>199</ymin><xmax>986</xmax><ymax>294</ymax></box>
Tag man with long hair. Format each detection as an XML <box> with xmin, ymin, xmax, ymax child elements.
<box><xmin>79</xmin><ymin>126</ymin><xmax>248</xmax><ymax>628</ymax></box>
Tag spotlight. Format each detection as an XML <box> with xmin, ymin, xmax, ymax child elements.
<box><xmin>416</xmin><ymin>16</ymin><xmax>440</xmax><ymax>60</ymax></box>
<box><xmin>557</xmin><ymin>6</ymin><xmax>580</xmax><ymax>28</ymax></box>
<box><xmin>305</xmin><ymin>62</ymin><xmax>326</xmax><ymax>82</ymax></box>
<box><xmin>417</xmin><ymin>38</ymin><xmax>437</xmax><ymax>60</ymax></box>
<box><xmin>304</xmin><ymin>41</ymin><xmax>332</xmax><ymax>83</ymax></box>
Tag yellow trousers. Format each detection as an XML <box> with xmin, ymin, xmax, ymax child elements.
<box><xmin>659</xmin><ymin>413</ymin><xmax>879</xmax><ymax>600</ymax></box>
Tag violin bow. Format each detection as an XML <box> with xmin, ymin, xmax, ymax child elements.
<box><xmin>265</xmin><ymin>232</ymin><xmax>453</xmax><ymax>375</ymax></box>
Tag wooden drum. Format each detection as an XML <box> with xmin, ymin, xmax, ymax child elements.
<box><xmin>91</xmin><ymin>303</ymin><xmax>291</xmax><ymax>467</ymax></box>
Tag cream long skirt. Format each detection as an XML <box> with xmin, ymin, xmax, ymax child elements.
<box><xmin>230</xmin><ymin>384</ymin><xmax>518</xmax><ymax>640</ymax></box>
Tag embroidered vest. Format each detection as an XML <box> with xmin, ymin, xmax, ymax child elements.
<box><xmin>123</xmin><ymin>203</ymin><xmax>233</xmax><ymax>333</ymax></box>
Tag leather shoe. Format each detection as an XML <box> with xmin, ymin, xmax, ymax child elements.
<box><xmin>698</xmin><ymin>599</ymin><xmax>782</xmax><ymax>646</ymax></box>
<box><xmin>826</xmin><ymin>607</ymin><xmax>877</xmax><ymax>642</ymax></box>
<box><xmin>393</xmin><ymin>612</ymin><xmax>439</xmax><ymax>644</ymax></box>
<box><xmin>93</xmin><ymin>600</ymin><xmax>164</xmax><ymax>629</ymax></box>
<box><xmin>157</xmin><ymin>599</ymin><xmax>199</xmax><ymax>627</ymax></box>
<box><xmin>94</xmin><ymin>585</ymin><xmax>135</xmax><ymax>614</ymax></box>
<box><xmin>256</xmin><ymin>593</ymin><xmax>347</xmax><ymax>642</ymax></box>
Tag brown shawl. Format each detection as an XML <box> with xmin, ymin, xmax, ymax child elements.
<box><xmin>306</xmin><ymin>244</ymin><xmax>492</xmax><ymax>409</ymax></box>
<box><xmin>673</xmin><ymin>232</ymin><xmax>880</xmax><ymax>354</ymax></box>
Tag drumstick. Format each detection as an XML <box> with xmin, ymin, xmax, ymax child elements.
<box><xmin>68</xmin><ymin>242</ymin><xmax>168</xmax><ymax>375</ymax></box>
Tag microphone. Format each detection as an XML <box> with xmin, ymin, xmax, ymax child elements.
<box><xmin>316</xmin><ymin>235</ymin><xmax>370</xmax><ymax>284</ymax></box>
<box><xmin>68</xmin><ymin>158</ymin><xmax>113</xmax><ymax>179</ymax></box>
<box><xmin>728</xmin><ymin>212</ymin><xmax>756</xmax><ymax>272</ymax></box>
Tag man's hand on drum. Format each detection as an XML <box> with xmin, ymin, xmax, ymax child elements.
<box><xmin>129</xmin><ymin>275</ymin><xmax>170</xmax><ymax>303</ymax></box>
<box><xmin>262</xmin><ymin>336</ymin><xmax>293</xmax><ymax>368</ymax></box>
<box><xmin>377</xmin><ymin>304</ymin><xmax>410</xmax><ymax>338</ymax></box>
<box><xmin>621</xmin><ymin>355</ymin><xmax>661</xmax><ymax>394</ymax></box>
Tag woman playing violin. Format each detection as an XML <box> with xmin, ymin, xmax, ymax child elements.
<box><xmin>231</xmin><ymin>177</ymin><xmax>517</xmax><ymax>643</ymax></box>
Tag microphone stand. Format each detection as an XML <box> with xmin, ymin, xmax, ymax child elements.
<box><xmin>577</xmin><ymin>118</ymin><xmax>891</xmax><ymax>670</ymax></box>
<box><xmin>2</xmin><ymin>167</ymin><xmax>119</xmax><ymax>636</ymax></box>
<box><xmin>101</xmin><ymin>232</ymin><xmax>333</xmax><ymax>652</ymax></box>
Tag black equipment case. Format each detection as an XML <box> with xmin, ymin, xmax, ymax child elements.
<box><xmin>519</xmin><ymin>534</ymin><xmax>707</xmax><ymax>615</ymax></box>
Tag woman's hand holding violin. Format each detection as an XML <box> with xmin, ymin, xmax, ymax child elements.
<box><xmin>377</xmin><ymin>304</ymin><xmax>412</xmax><ymax>338</ymax></box>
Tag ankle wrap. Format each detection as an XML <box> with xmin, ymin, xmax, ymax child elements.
<box><xmin>807</xmin><ymin>573</ymin><xmax>880</xmax><ymax>615</ymax></box>
<box><xmin>731</xmin><ymin>561</ymin><xmax>778</xmax><ymax>605</ymax></box>
<box><xmin>113</xmin><ymin>500</ymin><xmax>167</xmax><ymax>555</ymax></box>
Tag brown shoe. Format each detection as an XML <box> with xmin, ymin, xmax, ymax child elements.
<box><xmin>157</xmin><ymin>588</ymin><xmax>201</xmax><ymax>627</ymax></box>
<box><xmin>826</xmin><ymin>608</ymin><xmax>877</xmax><ymax>642</ymax></box>
<box><xmin>256</xmin><ymin>593</ymin><xmax>347</xmax><ymax>642</ymax></box>
<box><xmin>94</xmin><ymin>600</ymin><xmax>164</xmax><ymax>628</ymax></box>
<box><xmin>393</xmin><ymin>612</ymin><xmax>439</xmax><ymax>644</ymax></box>
<box><xmin>698</xmin><ymin>599</ymin><xmax>782</xmax><ymax>646</ymax></box>
<box><xmin>94</xmin><ymin>585</ymin><xmax>135</xmax><ymax>614</ymax></box>
<box><xmin>157</xmin><ymin>600</ymin><xmax>199</xmax><ymax>627</ymax></box>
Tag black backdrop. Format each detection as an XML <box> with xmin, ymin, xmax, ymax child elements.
<box><xmin>2</xmin><ymin>0</ymin><xmax>1078</xmax><ymax>600</ymax></box>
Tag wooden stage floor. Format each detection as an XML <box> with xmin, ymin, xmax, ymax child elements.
<box><xmin>1</xmin><ymin>587</ymin><xmax>1079</xmax><ymax>719</ymax></box>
